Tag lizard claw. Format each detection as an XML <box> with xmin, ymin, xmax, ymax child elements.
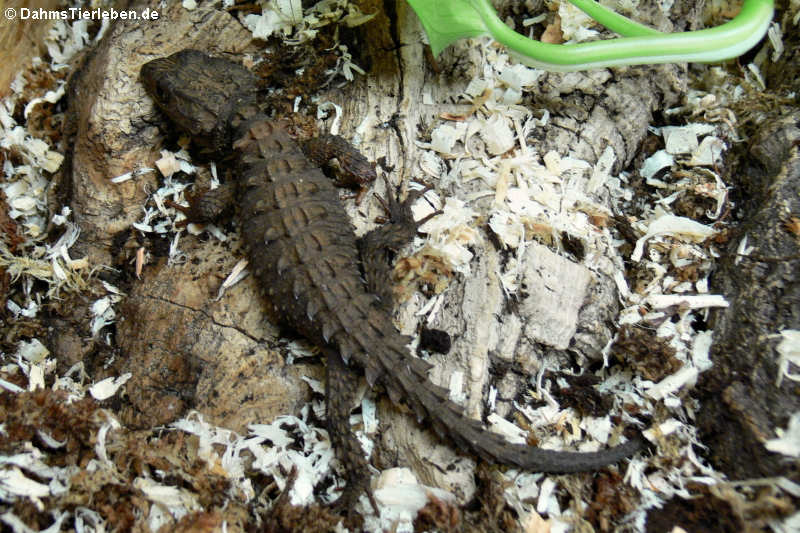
<box><xmin>373</xmin><ymin>175</ymin><xmax>441</xmax><ymax>233</ymax></box>
<box><xmin>165</xmin><ymin>189</ymin><xmax>203</xmax><ymax>228</ymax></box>
<box><xmin>328</xmin><ymin>480</ymin><xmax>379</xmax><ymax>519</ymax></box>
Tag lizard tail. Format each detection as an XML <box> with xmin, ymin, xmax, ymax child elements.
<box><xmin>375</xmin><ymin>333</ymin><xmax>643</xmax><ymax>472</ymax></box>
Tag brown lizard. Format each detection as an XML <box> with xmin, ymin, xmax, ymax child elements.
<box><xmin>140</xmin><ymin>49</ymin><xmax>643</xmax><ymax>511</ymax></box>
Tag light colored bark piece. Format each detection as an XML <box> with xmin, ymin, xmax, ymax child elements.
<box><xmin>117</xmin><ymin>236</ymin><xmax>313</xmax><ymax>433</ymax></box>
<box><xmin>519</xmin><ymin>242</ymin><xmax>593</xmax><ymax>350</ymax></box>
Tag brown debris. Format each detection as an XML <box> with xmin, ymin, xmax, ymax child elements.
<box><xmin>552</xmin><ymin>372</ymin><xmax>613</xmax><ymax>418</ymax></box>
<box><xmin>0</xmin><ymin>388</ymin><xmax>254</xmax><ymax>532</ymax></box>
<box><xmin>414</xmin><ymin>492</ymin><xmax>462</xmax><ymax>533</ymax></box>
<box><xmin>646</xmin><ymin>487</ymin><xmax>742</xmax><ymax>533</ymax></box>
<box><xmin>460</xmin><ymin>465</ymin><xmax>521</xmax><ymax>533</ymax></box>
<box><xmin>584</xmin><ymin>471</ymin><xmax>639</xmax><ymax>532</ymax></box>
<box><xmin>613</xmin><ymin>325</ymin><xmax>681</xmax><ymax>382</ymax></box>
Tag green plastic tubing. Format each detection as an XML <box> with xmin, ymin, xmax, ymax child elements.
<box><xmin>406</xmin><ymin>0</ymin><xmax>775</xmax><ymax>71</ymax></box>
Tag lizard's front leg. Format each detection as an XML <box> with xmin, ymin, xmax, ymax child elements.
<box><xmin>167</xmin><ymin>182</ymin><xmax>237</xmax><ymax>225</ymax></box>
<box><xmin>301</xmin><ymin>134</ymin><xmax>376</xmax><ymax>202</ymax></box>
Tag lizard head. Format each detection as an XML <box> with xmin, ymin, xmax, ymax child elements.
<box><xmin>140</xmin><ymin>49</ymin><xmax>259</xmax><ymax>157</ymax></box>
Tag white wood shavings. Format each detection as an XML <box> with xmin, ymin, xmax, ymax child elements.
<box><xmin>342</xmin><ymin>8</ymin><xmax>377</xmax><ymax>28</ymax></box>
<box><xmin>586</xmin><ymin>145</ymin><xmax>616</xmax><ymax>193</ymax></box>
<box><xmin>23</xmin><ymin>84</ymin><xmax>65</xmax><ymax>119</ymax></box>
<box><xmin>775</xmin><ymin>329</ymin><xmax>800</xmax><ymax>386</ymax></box>
<box><xmin>74</xmin><ymin>508</ymin><xmax>106</xmax><ymax>533</ymax></box>
<box><xmin>370</xmin><ymin>468</ymin><xmax>456</xmax><ymax>532</ymax></box>
<box><xmin>767</xmin><ymin>22</ymin><xmax>783</xmax><ymax>61</ymax></box>
<box><xmin>91</xmin><ymin>288</ymin><xmax>124</xmax><ymax>336</ymax></box>
<box><xmin>0</xmin><ymin>467</ymin><xmax>51</xmax><ymax>502</ymax></box>
<box><xmin>631</xmin><ymin>214</ymin><xmax>717</xmax><ymax>262</ymax></box>
<box><xmin>497</xmin><ymin>63</ymin><xmax>543</xmax><ymax>91</ymax></box>
<box><xmin>776</xmin><ymin>512</ymin><xmax>800</xmax><ymax>533</ymax></box>
<box><xmin>0</xmin><ymin>126</ymin><xmax>64</xmax><ymax>173</ymax></box>
<box><xmin>243</xmin><ymin>3</ymin><xmax>300</xmax><ymax>40</ymax></box>
<box><xmin>447</xmin><ymin>370</ymin><xmax>466</xmax><ymax>404</ymax></box>
<box><xmin>511</xmin><ymin>471</ymin><xmax>542</xmax><ymax>503</ymax></box>
<box><xmin>764</xmin><ymin>412</ymin><xmax>800</xmax><ymax>457</ymax></box>
<box><xmin>172</xmin><ymin>413</ymin><xmax>238</xmax><ymax>469</ymax></box>
<box><xmin>691</xmin><ymin>330</ymin><xmax>714</xmax><ymax>372</ymax></box>
<box><xmin>495</xmin><ymin>165</ymin><xmax>511</xmax><ymax>203</ymax></box>
<box><xmin>243</xmin><ymin>414</ymin><xmax>334</xmax><ymax>507</ymax></box>
<box><xmin>662</xmin><ymin>126</ymin><xmax>699</xmax><ymax>154</ymax></box>
<box><xmin>641</xmin><ymin>149</ymin><xmax>674</xmax><ymax>180</ymax></box>
<box><xmin>645</xmin><ymin>293</ymin><xmax>728</xmax><ymax>310</ymax></box>
<box><xmin>773</xmin><ymin>478</ymin><xmax>800</xmax><ymax>498</ymax></box>
<box><xmin>111</xmin><ymin>167</ymin><xmax>156</xmax><ymax>184</ymax></box>
<box><xmin>88</xmin><ymin>373</ymin><xmax>132</xmax><ymax>401</ymax></box>
<box><xmin>734</xmin><ymin>234</ymin><xmax>754</xmax><ymax>265</ymax></box>
<box><xmin>154</xmin><ymin>149</ymin><xmax>196</xmax><ymax>177</ymax></box>
<box><xmin>660</xmin><ymin>123</ymin><xmax>717</xmax><ymax>155</ymax></box>
<box><xmin>31</xmin><ymin>430</ymin><xmax>63</xmax><ymax>452</ymax></box>
<box><xmin>27</xmin><ymin>364</ymin><xmax>45</xmax><ymax>390</ymax></box>
<box><xmin>316</xmin><ymin>101</ymin><xmax>342</xmax><ymax>134</ymax></box>
<box><xmin>134</xmin><ymin>477</ymin><xmax>202</xmax><ymax>515</ymax></box>
<box><xmin>499</xmin><ymin>87</ymin><xmax>522</xmax><ymax>105</ymax></box>
<box><xmin>335</xmin><ymin>45</ymin><xmax>365</xmax><ymax>81</ymax></box>
<box><xmin>481</xmin><ymin>114</ymin><xmax>515</xmax><ymax>155</ymax></box>
<box><xmin>416</xmin><ymin>198</ymin><xmax>479</xmax><ymax>274</ymax></box>
<box><xmin>423</xmin><ymin>293</ymin><xmax>446</xmax><ymax>326</ymax></box>
<box><xmin>488</xmin><ymin>211</ymin><xmax>524</xmax><ymax>248</ymax></box>
<box><xmin>244</xmin><ymin>1</ymin><xmax>371</xmax><ymax>51</ymax></box>
<box><xmin>746</xmin><ymin>63</ymin><xmax>766</xmax><ymax>90</ymax></box>
<box><xmin>430</xmin><ymin>123</ymin><xmax>465</xmax><ymax>154</ymax></box>
<box><xmin>536</xmin><ymin>476</ymin><xmax>560</xmax><ymax>516</ymax></box>
<box><xmin>645</xmin><ymin>366</ymin><xmax>700</xmax><ymax>400</ymax></box>
<box><xmin>93</xmin><ymin>416</ymin><xmax>122</xmax><ymax>467</ymax></box>
<box><xmin>688</xmin><ymin>136</ymin><xmax>725</xmax><ymax>166</ymax></box>
<box><xmin>487</xmin><ymin>413</ymin><xmax>529</xmax><ymax>445</ymax></box>
<box><xmin>16</xmin><ymin>339</ymin><xmax>49</xmax><ymax>363</ymax></box>
<box><xmin>0</xmin><ymin>379</ymin><xmax>24</xmax><ymax>393</ymax></box>
<box><xmin>542</xmin><ymin>151</ymin><xmax>564</xmax><ymax>176</ymax></box>
<box><xmin>558</xmin><ymin>2</ymin><xmax>600</xmax><ymax>41</ymax></box>
<box><xmin>301</xmin><ymin>375</ymin><xmax>324</xmax><ymax>394</ymax></box>
<box><xmin>214</xmin><ymin>259</ymin><xmax>249</xmax><ymax>301</ymax></box>
<box><xmin>642</xmin><ymin>419</ymin><xmax>684</xmax><ymax>442</ymax></box>
<box><xmin>518</xmin><ymin>403</ymin><xmax>563</xmax><ymax>436</ymax></box>
<box><xmin>581</xmin><ymin>416</ymin><xmax>612</xmax><ymax>444</ymax></box>
<box><xmin>362</xmin><ymin>396</ymin><xmax>378</xmax><ymax>434</ymax></box>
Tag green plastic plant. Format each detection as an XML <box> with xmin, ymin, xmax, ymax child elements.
<box><xmin>406</xmin><ymin>0</ymin><xmax>774</xmax><ymax>71</ymax></box>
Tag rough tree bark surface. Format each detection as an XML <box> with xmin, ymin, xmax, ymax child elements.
<box><xmin>60</xmin><ymin>2</ymin><xmax>314</xmax><ymax>432</ymax></box>
<box><xmin>697</xmin><ymin>114</ymin><xmax>800</xmax><ymax>481</ymax></box>
<box><xmin>64</xmin><ymin>0</ymin><xmax>688</xmax><ymax>499</ymax></box>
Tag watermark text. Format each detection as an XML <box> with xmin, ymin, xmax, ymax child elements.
<box><xmin>5</xmin><ymin>7</ymin><xmax>159</xmax><ymax>21</ymax></box>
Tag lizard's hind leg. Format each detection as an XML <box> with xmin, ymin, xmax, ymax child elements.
<box><xmin>358</xmin><ymin>178</ymin><xmax>451</xmax><ymax>354</ymax></box>
<box><xmin>358</xmin><ymin>177</ymin><xmax>440</xmax><ymax>306</ymax></box>
<box><xmin>323</xmin><ymin>346</ymin><xmax>379</xmax><ymax>517</ymax></box>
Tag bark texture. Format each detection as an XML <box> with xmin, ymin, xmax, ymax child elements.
<box><xmin>697</xmin><ymin>114</ymin><xmax>800</xmax><ymax>480</ymax></box>
<box><xmin>65</xmin><ymin>0</ymin><xmax>689</xmax><ymax>495</ymax></box>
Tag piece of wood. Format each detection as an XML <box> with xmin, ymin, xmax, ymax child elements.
<box><xmin>64</xmin><ymin>0</ymin><xmax>688</xmax><ymax>505</ymax></box>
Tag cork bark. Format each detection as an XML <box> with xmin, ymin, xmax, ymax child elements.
<box><xmin>63</xmin><ymin>0</ymin><xmax>687</xmax><ymax>492</ymax></box>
